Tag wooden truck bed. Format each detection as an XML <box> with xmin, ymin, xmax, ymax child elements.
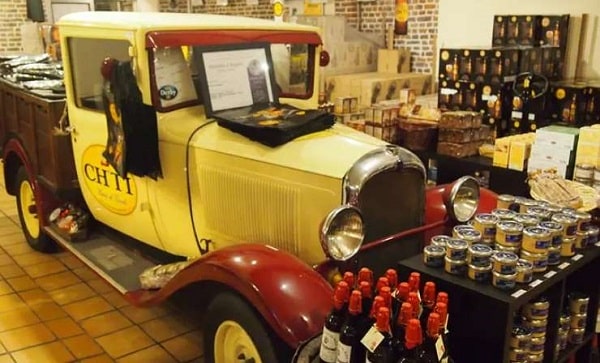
<box><xmin>0</xmin><ymin>79</ymin><xmax>78</xmax><ymax>193</ymax></box>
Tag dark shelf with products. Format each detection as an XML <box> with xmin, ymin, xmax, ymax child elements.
<box><xmin>397</xmin><ymin>245</ymin><xmax>600</xmax><ymax>363</ymax></box>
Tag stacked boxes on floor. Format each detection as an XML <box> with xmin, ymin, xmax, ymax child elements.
<box><xmin>437</xmin><ymin>111</ymin><xmax>490</xmax><ymax>158</ymax></box>
<box><xmin>527</xmin><ymin>125</ymin><xmax>579</xmax><ymax>178</ymax></box>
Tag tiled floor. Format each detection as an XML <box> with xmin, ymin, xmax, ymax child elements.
<box><xmin>0</xmin><ymin>181</ymin><xmax>205</xmax><ymax>362</ymax></box>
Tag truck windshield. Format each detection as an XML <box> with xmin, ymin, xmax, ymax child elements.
<box><xmin>148</xmin><ymin>35</ymin><xmax>317</xmax><ymax>112</ymax></box>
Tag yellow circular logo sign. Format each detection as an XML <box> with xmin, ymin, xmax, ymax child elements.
<box><xmin>81</xmin><ymin>145</ymin><xmax>137</xmax><ymax>215</ymax></box>
<box><xmin>542</xmin><ymin>17</ymin><xmax>550</xmax><ymax>27</ymax></box>
<box><xmin>273</xmin><ymin>1</ymin><xmax>284</xmax><ymax>17</ymax></box>
<box><xmin>555</xmin><ymin>88</ymin><xmax>566</xmax><ymax>100</ymax></box>
<box><xmin>441</xmin><ymin>50</ymin><xmax>450</xmax><ymax>61</ymax></box>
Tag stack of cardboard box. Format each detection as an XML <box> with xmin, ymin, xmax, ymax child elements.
<box><xmin>526</xmin><ymin>125</ymin><xmax>579</xmax><ymax>178</ymax></box>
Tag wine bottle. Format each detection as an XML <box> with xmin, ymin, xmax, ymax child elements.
<box><xmin>436</xmin><ymin>292</ymin><xmax>448</xmax><ymax>306</ymax></box>
<box><xmin>375</xmin><ymin>277</ymin><xmax>390</xmax><ymax>295</ymax></box>
<box><xmin>378</xmin><ymin>286</ymin><xmax>393</xmax><ymax>312</ymax></box>
<box><xmin>359</xmin><ymin>281</ymin><xmax>373</xmax><ymax>320</ymax></box>
<box><xmin>408</xmin><ymin>272</ymin><xmax>421</xmax><ymax>300</ymax></box>
<box><xmin>319</xmin><ymin>281</ymin><xmax>350</xmax><ymax>363</ymax></box>
<box><xmin>434</xmin><ymin>302</ymin><xmax>448</xmax><ymax>333</ymax></box>
<box><xmin>366</xmin><ymin>307</ymin><xmax>396</xmax><ymax>363</ymax></box>
<box><xmin>337</xmin><ymin>290</ymin><xmax>366</xmax><ymax>363</ymax></box>
<box><xmin>407</xmin><ymin>292</ymin><xmax>420</xmax><ymax>319</ymax></box>
<box><xmin>397</xmin><ymin>319</ymin><xmax>423</xmax><ymax>363</ymax></box>
<box><xmin>384</xmin><ymin>269</ymin><xmax>398</xmax><ymax>294</ymax></box>
<box><xmin>396</xmin><ymin>282</ymin><xmax>410</xmax><ymax>302</ymax></box>
<box><xmin>418</xmin><ymin>312</ymin><xmax>441</xmax><ymax>363</ymax></box>
<box><xmin>393</xmin><ymin>302</ymin><xmax>413</xmax><ymax>358</ymax></box>
<box><xmin>343</xmin><ymin>271</ymin><xmax>355</xmax><ymax>290</ymax></box>
<box><xmin>420</xmin><ymin>282</ymin><xmax>436</xmax><ymax>326</ymax></box>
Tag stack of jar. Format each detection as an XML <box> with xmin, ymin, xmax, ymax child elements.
<box><xmin>565</xmin><ymin>292</ymin><xmax>590</xmax><ymax>347</ymax></box>
<box><xmin>518</xmin><ymin>297</ymin><xmax>550</xmax><ymax>363</ymax></box>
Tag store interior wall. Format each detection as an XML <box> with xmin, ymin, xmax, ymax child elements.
<box><xmin>438</xmin><ymin>0</ymin><xmax>600</xmax><ymax>79</ymax></box>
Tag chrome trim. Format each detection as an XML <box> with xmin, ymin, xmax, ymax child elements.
<box><xmin>320</xmin><ymin>205</ymin><xmax>365</xmax><ymax>261</ymax></box>
<box><xmin>446</xmin><ymin>175</ymin><xmax>480</xmax><ymax>222</ymax></box>
<box><xmin>342</xmin><ymin>145</ymin><xmax>426</xmax><ymax>206</ymax></box>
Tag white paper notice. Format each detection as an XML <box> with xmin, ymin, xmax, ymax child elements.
<box><xmin>154</xmin><ymin>47</ymin><xmax>197</xmax><ymax>108</ymax></box>
<box><xmin>202</xmin><ymin>48</ymin><xmax>274</xmax><ymax>112</ymax></box>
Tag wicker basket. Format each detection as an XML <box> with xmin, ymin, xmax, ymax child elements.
<box><xmin>397</xmin><ymin>117</ymin><xmax>439</xmax><ymax>151</ymax></box>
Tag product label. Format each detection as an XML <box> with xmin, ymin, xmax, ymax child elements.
<box><xmin>484</xmin><ymin>227</ymin><xmax>496</xmax><ymax>237</ymax></box>
<box><xmin>361</xmin><ymin>326</ymin><xmax>385</xmax><ymax>353</ymax></box>
<box><xmin>336</xmin><ymin>342</ymin><xmax>352</xmax><ymax>363</ymax></box>
<box><xmin>436</xmin><ymin>336</ymin><xmax>446</xmax><ymax>360</ymax></box>
<box><xmin>511</xmin><ymin>289</ymin><xmax>527</xmax><ymax>298</ymax></box>
<box><xmin>535</xmin><ymin>240</ymin><xmax>550</xmax><ymax>249</ymax></box>
<box><xmin>529</xmin><ymin>279</ymin><xmax>543</xmax><ymax>287</ymax></box>
<box><xmin>319</xmin><ymin>327</ymin><xmax>339</xmax><ymax>362</ymax></box>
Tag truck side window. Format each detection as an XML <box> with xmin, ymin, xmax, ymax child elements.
<box><xmin>67</xmin><ymin>38</ymin><xmax>131</xmax><ymax>110</ymax></box>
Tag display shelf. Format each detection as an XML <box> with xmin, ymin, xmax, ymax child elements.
<box><xmin>397</xmin><ymin>245</ymin><xmax>600</xmax><ymax>363</ymax></box>
<box><xmin>555</xmin><ymin>333</ymin><xmax>595</xmax><ymax>363</ymax></box>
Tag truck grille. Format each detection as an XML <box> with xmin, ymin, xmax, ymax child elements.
<box><xmin>359</xmin><ymin>168</ymin><xmax>425</xmax><ymax>243</ymax></box>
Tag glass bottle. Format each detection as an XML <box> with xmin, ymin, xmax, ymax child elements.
<box><xmin>319</xmin><ymin>281</ymin><xmax>350</xmax><ymax>363</ymax></box>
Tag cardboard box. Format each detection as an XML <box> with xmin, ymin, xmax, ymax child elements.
<box><xmin>489</xmin><ymin>48</ymin><xmax>520</xmax><ymax>85</ymax></box>
<box><xmin>584</xmin><ymin>85</ymin><xmax>600</xmax><ymax>124</ymax></box>
<box><xmin>505</xmin><ymin>15</ymin><xmax>539</xmax><ymax>46</ymax></box>
<box><xmin>439</xmin><ymin>48</ymin><xmax>461</xmax><ymax>83</ymax></box>
<box><xmin>535</xmin><ymin>125</ymin><xmax>579</xmax><ymax>150</ymax></box>
<box><xmin>530</xmin><ymin>143</ymin><xmax>574</xmax><ymax>164</ymax></box>
<box><xmin>578</xmin><ymin>125</ymin><xmax>600</xmax><ymax>143</ymax></box>
<box><xmin>509</xmin><ymin>140</ymin><xmax>532</xmax><ymax>171</ymax></box>
<box><xmin>527</xmin><ymin>157</ymin><xmax>570</xmax><ymax>178</ymax></box>
<box><xmin>492</xmin><ymin>16</ymin><xmax>507</xmax><ymax>46</ymax></box>
<box><xmin>538</xmin><ymin>15</ymin><xmax>570</xmax><ymax>48</ymax></box>
<box><xmin>377</xmin><ymin>48</ymin><xmax>411</xmax><ymax>74</ymax></box>
<box><xmin>438</xmin><ymin>80</ymin><xmax>461</xmax><ymax>111</ymax></box>
<box><xmin>547</xmin><ymin>82</ymin><xmax>588</xmax><ymax>125</ymax></box>
<box><xmin>493</xmin><ymin>137</ymin><xmax>511</xmax><ymax>167</ymax></box>
<box><xmin>519</xmin><ymin>47</ymin><xmax>543</xmax><ymax>75</ymax></box>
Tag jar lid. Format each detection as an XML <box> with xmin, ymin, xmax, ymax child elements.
<box><xmin>424</xmin><ymin>245</ymin><xmax>445</xmax><ymax>256</ymax></box>
<box><xmin>566</xmin><ymin>210</ymin><xmax>592</xmax><ymax>221</ymax></box>
<box><xmin>493</xmin><ymin>251</ymin><xmax>519</xmax><ymax>263</ymax></box>
<box><xmin>515</xmin><ymin>197</ymin><xmax>536</xmax><ymax>206</ymax></box>
<box><xmin>520</xmin><ymin>249</ymin><xmax>547</xmax><ymax>258</ymax></box>
<box><xmin>576</xmin><ymin>163</ymin><xmax>594</xmax><ymax>170</ymax></box>
<box><xmin>431</xmin><ymin>235</ymin><xmax>451</xmax><ymax>247</ymax></box>
<box><xmin>497</xmin><ymin>220</ymin><xmax>524</xmax><ymax>232</ymax></box>
<box><xmin>585</xmin><ymin>225</ymin><xmax>599</xmax><ymax>236</ymax></box>
<box><xmin>458</xmin><ymin>228</ymin><xmax>482</xmax><ymax>240</ymax></box>
<box><xmin>523</xmin><ymin>226</ymin><xmax>551</xmax><ymax>238</ymax></box>
<box><xmin>469</xmin><ymin>243</ymin><xmax>493</xmax><ymax>255</ymax></box>
<box><xmin>516</xmin><ymin>258</ymin><xmax>533</xmax><ymax>269</ymax></box>
<box><xmin>447</xmin><ymin>238</ymin><xmax>468</xmax><ymax>249</ymax></box>
<box><xmin>498</xmin><ymin>194</ymin><xmax>515</xmax><ymax>202</ymax></box>
<box><xmin>539</xmin><ymin>221</ymin><xmax>563</xmax><ymax>232</ymax></box>
<box><xmin>475</xmin><ymin>213</ymin><xmax>499</xmax><ymax>224</ymax></box>
<box><xmin>515</xmin><ymin>213</ymin><xmax>540</xmax><ymax>225</ymax></box>
<box><xmin>551</xmin><ymin>213</ymin><xmax>577</xmax><ymax>224</ymax></box>
<box><xmin>492</xmin><ymin>208</ymin><xmax>516</xmax><ymax>219</ymax></box>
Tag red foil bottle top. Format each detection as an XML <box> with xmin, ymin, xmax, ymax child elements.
<box><xmin>358</xmin><ymin>267</ymin><xmax>373</xmax><ymax>285</ymax></box>
<box><xmin>397</xmin><ymin>282</ymin><xmax>410</xmax><ymax>301</ymax></box>
<box><xmin>376</xmin><ymin>277</ymin><xmax>389</xmax><ymax>292</ymax></box>
<box><xmin>348</xmin><ymin>290</ymin><xmax>363</xmax><ymax>315</ymax></box>
<box><xmin>359</xmin><ymin>281</ymin><xmax>372</xmax><ymax>299</ymax></box>
<box><xmin>376</xmin><ymin>307</ymin><xmax>391</xmax><ymax>333</ymax></box>
<box><xmin>409</xmin><ymin>272</ymin><xmax>421</xmax><ymax>292</ymax></box>
<box><xmin>343</xmin><ymin>271</ymin><xmax>355</xmax><ymax>289</ymax></box>
<box><xmin>405</xmin><ymin>318</ymin><xmax>423</xmax><ymax>349</ymax></box>
<box><xmin>423</xmin><ymin>281</ymin><xmax>436</xmax><ymax>306</ymax></box>
<box><xmin>427</xmin><ymin>312</ymin><xmax>441</xmax><ymax>338</ymax></box>
<box><xmin>370</xmin><ymin>296</ymin><xmax>385</xmax><ymax>318</ymax></box>
<box><xmin>334</xmin><ymin>281</ymin><xmax>350</xmax><ymax>309</ymax></box>
<box><xmin>437</xmin><ymin>291</ymin><xmax>449</xmax><ymax>305</ymax></box>
<box><xmin>434</xmin><ymin>302</ymin><xmax>448</xmax><ymax>327</ymax></box>
<box><xmin>398</xmin><ymin>302</ymin><xmax>413</xmax><ymax>326</ymax></box>
<box><xmin>385</xmin><ymin>269</ymin><xmax>398</xmax><ymax>289</ymax></box>
<box><xmin>379</xmin><ymin>286</ymin><xmax>392</xmax><ymax>309</ymax></box>
<box><xmin>407</xmin><ymin>292</ymin><xmax>420</xmax><ymax>318</ymax></box>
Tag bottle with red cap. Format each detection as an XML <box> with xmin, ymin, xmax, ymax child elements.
<box><xmin>407</xmin><ymin>292</ymin><xmax>420</xmax><ymax>319</ymax></box>
<box><xmin>343</xmin><ymin>271</ymin><xmax>355</xmax><ymax>289</ymax></box>
<box><xmin>359</xmin><ymin>281</ymin><xmax>373</xmax><ymax>319</ymax></box>
<box><xmin>385</xmin><ymin>269</ymin><xmax>398</xmax><ymax>294</ymax></box>
<box><xmin>397</xmin><ymin>318</ymin><xmax>424</xmax><ymax>362</ymax></box>
<box><xmin>337</xmin><ymin>290</ymin><xmax>366</xmax><ymax>363</ymax></box>
<box><xmin>366</xmin><ymin>307</ymin><xmax>396</xmax><ymax>363</ymax></box>
<box><xmin>375</xmin><ymin>276</ymin><xmax>390</xmax><ymax>295</ymax></box>
<box><xmin>392</xmin><ymin>302</ymin><xmax>413</xmax><ymax>358</ymax></box>
<box><xmin>420</xmin><ymin>282</ymin><xmax>436</xmax><ymax>326</ymax></box>
<box><xmin>434</xmin><ymin>302</ymin><xmax>448</xmax><ymax>334</ymax></box>
<box><xmin>396</xmin><ymin>282</ymin><xmax>410</xmax><ymax>302</ymax></box>
<box><xmin>358</xmin><ymin>267</ymin><xmax>374</xmax><ymax>286</ymax></box>
<box><xmin>418</xmin><ymin>312</ymin><xmax>441</xmax><ymax>363</ymax></box>
<box><xmin>319</xmin><ymin>281</ymin><xmax>350</xmax><ymax>363</ymax></box>
<box><xmin>408</xmin><ymin>272</ymin><xmax>421</xmax><ymax>295</ymax></box>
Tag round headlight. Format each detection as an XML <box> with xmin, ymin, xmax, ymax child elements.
<box><xmin>320</xmin><ymin>205</ymin><xmax>365</xmax><ymax>261</ymax></box>
<box><xmin>445</xmin><ymin>176</ymin><xmax>480</xmax><ymax>223</ymax></box>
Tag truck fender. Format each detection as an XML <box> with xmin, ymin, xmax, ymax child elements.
<box><xmin>127</xmin><ymin>244</ymin><xmax>333</xmax><ymax>348</ymax></box>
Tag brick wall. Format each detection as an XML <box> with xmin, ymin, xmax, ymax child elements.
<box><xmin>0</xmin><ymin>0</ymin><xmax>29</xmax><ymax>53</ymax></box>
<box><xmin>1</xmin><ymin>0</ymin><xmax>439</xmax><ymax>73</ymax></box>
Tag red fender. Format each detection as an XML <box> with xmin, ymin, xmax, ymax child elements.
<box><xmin>126</xmin><ymin>244</ymin><xmax>333</xmax><ymax>348</ymax></box>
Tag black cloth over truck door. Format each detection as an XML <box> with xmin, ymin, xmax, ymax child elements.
<box><xmin>102</xmin><ymin>60</ymin><xmax>162</xmax><ymax>180</ymax></box>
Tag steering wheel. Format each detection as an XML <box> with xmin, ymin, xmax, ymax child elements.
<box><xmin>512</xmin><ymin>72</ymin><xmax>549</xmax><ymax>100</ymax></box>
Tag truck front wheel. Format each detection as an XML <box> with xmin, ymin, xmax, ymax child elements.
<box><xmin>15</xmin><ymin>167</ymin><xmax>55</xmax><ymax>253</ymax></box>
<box><xmin>204</xmin><ymin>292</ymin><xmax>291</xmax><ymax>363</ymax></box>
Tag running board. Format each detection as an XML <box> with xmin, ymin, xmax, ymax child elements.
<box><xmin>44</xmin><ymin>226</ymin><xmax>158</xmax><ymax>294</ymax></box>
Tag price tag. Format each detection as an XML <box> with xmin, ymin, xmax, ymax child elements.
<box><xmin>361</xmin><ymin>326</ymin><xmax>384</xmax><ymax>353</ymax></box>
<box><xmin>529</xmin><ymin>279</ymin><xmax>543</xmax><ymax>287</ymax></box>
<box><xmin>572</xmin><ymin>254</ymin><xmax>583</xmax><ymax>261</ymax></box>
<box><xmin>440</xmin><ymin>88</ymin><xmax>458</xmax><ymax>95</ymax></box>
<box><xmin>528</xmin><ymin>113</ymin><xmax>535</xmax><ymax>121</ymax></box>
<box><xmin>436</xmin><ymin>336</ymin><xmax>446</xmax><ymax>361</ymax></box>
<box><xmin>512</xmin><ymin>111</ymin><xmax>523</xmax><ymax>119</ymax></box>
<box><xmin>544</xmin><ymin>271</ymin><xmax>557</xmax><ymax>278</ymax></box>
<box><xmin>558</xmin><ymin>262</ymin><xmax>570</xmax><ymax>270</ymax></box>
<box><xmin>504</xmin><ymin>75</ymin><xmax>517</xmax><ymax>82</ymax></box>
<box><xmin>512</xmin><ymin>289</ymin><xmax>527</xmax><ymax>298</ymax></box>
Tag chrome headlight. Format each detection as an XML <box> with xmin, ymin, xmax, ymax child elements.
<box><xmin>320</xmin><ymin>205</ymin><xmax>365</xmax><ymax>261</ymax></box>
<box><xmin>445</xmin><ymin>176</ymin><xmax>480</xmax><ymax>223</ymax></box>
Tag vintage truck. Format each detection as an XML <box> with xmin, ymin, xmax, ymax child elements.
<box><xmin>0</xmin><ymin>11</ymin><xmax>496</xmax><ymax>363</ymax></box>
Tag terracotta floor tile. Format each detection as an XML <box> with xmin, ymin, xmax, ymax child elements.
<box><xmin>45</xmin><ymin>317</ymin><xmax>83</xmax><ymax>338</ymax></box>
<box><xmin>0</xmin><ymin>343</ymin><xmax>4</xmax><ymax>354</ymax></box>
<box><xmin>56</xmin><ymin>254</ymin><xmax>85</xmax><ymax>270</ymax></box>
<box><xmin>30</xmin><ymin>301</ymin><xmax>68</xmax><ymax>321</ymax></box>
<box><xmin>161</xmin><ymin>330</ymin><xmax>203</xmax><ymax>362</ymax></box>
<box><xmin>102</xmin><ymin>291</ymin><xmax>129</xmax><ymax>309</ymax></box>
<box><xmin>49</xmin><ymin>282</ymin><xmax>96</xmax><ymax>305</ymax></box>
<box><xmin>0</xmin><ymin>294</ymin><xmax>25</xmax><ymax>313</ymax></box>
<box><xmin>35</xmin><ymin>271</ymin><xmax>80</xmax><ymax>292</ymax></box>
<box><xmin>63</xmin><ymin>334</ymin><xmax>104</xmax><ymax>359</ymax></box>
<box><xmin>140</xmin><ymin>315</ymin><xmax>194</xmax><ymax>342</ymax></box>
<box><xmin>63</xmin><ymin>296</ymin><xmax>113</xmax><ymax>321</ymax></box>
<box><xmin>0</xmin><ymin>265</ymin><xmax>26</xmax><ymax>279</ymax></box>
<box><xmin>119</xmin><ymin>305</ymin><xmax>170</xmax><ymax>324</ymax></box>
<box><xmin>22</xmin><ymin>260</ymin><xmax>67</xmax><ymax>279</ymax></box>
<box><xmin>0</xmin><ymin>225</ymin><xmax>22</xmax><ymax>237</ymax></box>
<box><xmin>0</xmin><ymin>218</ymin><xmax>16</xmax><ymax>227</ymax></box>
<box><xmin>116</xmin><ymin>345</ymin><xmax>177</xmax><ymax>363</ymax></box>
<box><xmin>95</xmin><ymin>326</ymin><xmax>154</xmax><ymax>359</ymax></box>
<box><xmin>0</xmin><ymin>355</ymin><xmax>13</xmax><ymax>363</ymax></box>
<box><xmin>18</xmin><ymin>288</ymin><xmax>52</xmax><ymax>306</ymax></box>
<box><xmin>86</xmin><ymin>279</ymin><xmax>114</xmax><ymax>295</ymax></box>
<box><xmin>0</xmin><ymin>307</ymin><xmax>40</xmax><ymax>332</ymax></box>
<box><xmin>6</xmin><ymin>276</ymin><xmax>36</xmax><ymax>292</ymax></box>
<box><xmin>72</xmin><ymin>267</ymin><xmax>99</xmax><ymax>281</ymax></box>
<box><xmin>0</xmin><ymin>254</ymin><xmax>14</xmax><ymax>267</ymax></box>
<box><xmin>12</xmin><ymin>252</ymin><xmax>56</xmax><ymax>267</ymax></box>
<box><xmin>79</xmin><ymin>354</ymin><xmax>115</xmax><ymax>363</ymax></box>
<box><xmin>0</xmin><ymin>243</ymin><xmax>31</xmax><ymax>256</ymax></box>
<box><xmin>0</xmin><ymin>323</ymin><xmax>55</xmax><ymax>351</ymax></box>
<box><xmin>9</xmin><ymin>341</ymin><xmax>73</xmax><ymax>363</ymax></box>
<box><xmin>0</xmin><ymin>281</ymin><xmax>13</xmax><ymax>296</ymax></box>
<box><xmin>81</xmin><ymin>311</ymin><xmax>133</xmax><ymax>338</ymax></box>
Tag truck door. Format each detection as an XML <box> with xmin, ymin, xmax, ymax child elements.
<box><xmin>61</xmin><ymin>34</ymin><xmax>163</xmax><ymax>250</ymax></box>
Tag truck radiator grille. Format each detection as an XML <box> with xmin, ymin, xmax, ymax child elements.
<box><xmin>198</xmin><ymin>166</ymin><xmax>300</xmax><ymax>254</ymax></box>
<box><xmin>359</xmin><ymin>168</ymin><xmax>425</xmax><ymax>243</ymax></box>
